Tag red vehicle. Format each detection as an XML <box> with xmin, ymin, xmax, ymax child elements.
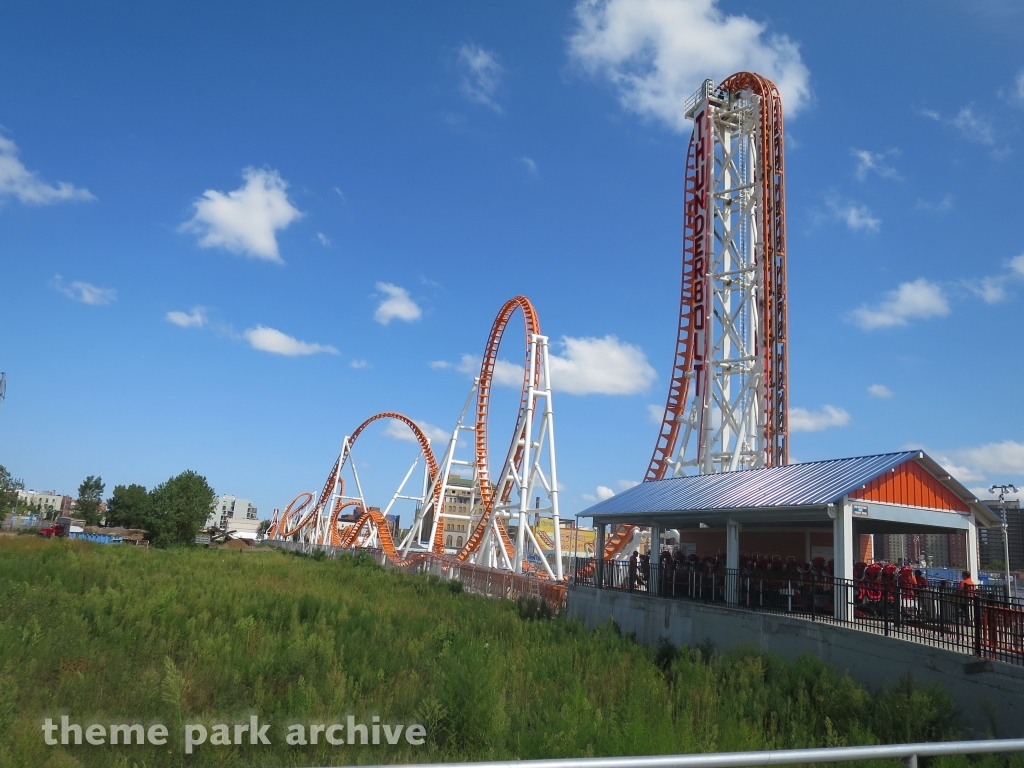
<box><xmin>37</xmin><ymin>517</ymin><xmax>71</xmax><ymax>538</ymax></box>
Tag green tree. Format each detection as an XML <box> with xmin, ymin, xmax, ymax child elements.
<box><xmin>0</xmin><ymin>465</ymin><xmax>25</xmax><ymax>513</ymax></box>
<box><xmin>256</xmin><ymin>519</ymin><xmax>271</xmax><ymax>540</ymax></box>
<box><xmin>76</xmin><ymin>475</ymin><xmax>105</xmax><ymax>525</ymax></box>
<box><xmin>105</xmin><ymin>484</ymin><xmax>152</xmax><ymax>530</ymax></box>
<box><xmin>148</xmin><ymin>470</ymin><xmax>215</xmax><ymax>547</ymax></box>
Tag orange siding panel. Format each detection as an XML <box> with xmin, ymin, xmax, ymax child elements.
<box><xmin>850</xmin><ymin>460</ymin><xmax>969</xmax><ymax>512</ymax></box>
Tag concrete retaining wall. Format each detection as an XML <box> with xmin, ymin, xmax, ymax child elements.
<box><xmin>568</xmin><ymin>585</ymin><xmax>1024</xmax><ymax>738</ymax></box>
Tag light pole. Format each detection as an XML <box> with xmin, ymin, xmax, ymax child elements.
<box><xmin>989</xmin><ymin>484</ymin><xmax>1018</xmax><ymax>601</ymax></box>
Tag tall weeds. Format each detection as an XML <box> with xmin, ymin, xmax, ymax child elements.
<box><xmin>0</xmin><ymin>537</ymin><xmax>1016</xmax><ymax>768</ymax></box>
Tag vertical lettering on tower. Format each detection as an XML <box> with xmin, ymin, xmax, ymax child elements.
<box><xmin>691</xmin><ymin>98</ymin><xmax>713</xmax><ymax>463</ymax></box>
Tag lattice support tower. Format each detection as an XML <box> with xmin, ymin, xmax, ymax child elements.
<box><xmin>468</xmin><ymin>331</ymin><xmax>562</xmax><ymax>579</ymax></box>
<box><xmin>647</xmin><ymin>72</ymin><xmax>788</xmax><ymax>481</ymax></box>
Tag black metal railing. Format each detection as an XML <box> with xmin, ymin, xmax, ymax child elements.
<box><xmin>572</xmin><ymin>557</ymin><xmax>1024</xmax><ymax>667</ymax></box>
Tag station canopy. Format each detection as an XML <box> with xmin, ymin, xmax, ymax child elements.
<box><xmin>579</xmin><ymin>451</ymin><xmax>1001</xmax><ymax>533</ymax></box>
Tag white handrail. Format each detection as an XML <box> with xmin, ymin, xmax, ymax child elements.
<box><xmin>309</xmin><ymin>739</ymin><xmax>1024</xmax><ymax>768</ymax></box>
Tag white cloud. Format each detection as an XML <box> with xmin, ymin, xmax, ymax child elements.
<box><xmin>180</xmin><ymin>168</ymin><xmax>303</xmax><ymax>263</ymax></box>
<box><xmin>937</xmin><ymin>462</ymin><xmax>988</xmax><ymax>485</ymax></box>
<box><xmin>549</xmin><ymin>335</ymin><xmax>657</xmax><ymax>395</ymax></box>
<box><xmin>243</xmin><ymin>325</ymin><xmax>338</xmax><ymax>356</ymax></box>
<box><xmin>51</xmin><ymin>275</ymin><xmax>116</xmax><ymax>305</ymax></box>
<box><xmin>445</xmin><ymin>336</ymin><xmax>656</xmax><ymax>396</ymax></box>
<box><xmin>947</xmin><ymin>441</ymin><xmax>1024</xmax><ymax>478</ymax></box>
<box><xmin>334</xmin><ymin>187</ymin><xmax>347</xmax><ymax>203</ymax></box>
<box><xmin>958</xmin><ymin>253</ymin><xmax>1024</xmax><ymax>306</ymax></box>
<box><xmin>1014</xmin><ymin>71</ymin><xmax>1024</xmax><ymax>102</ymax></box>
<box><xmin>350</xmin><ymin>359</ymin><xmax>370</xmax><ymax>369</ymax></box>
<box><xmin>568</xmin><ymin>0</ymin><xmax>810</xmax><ymax>133</ymax></box>
<box><xmin>915</xmin><ymin>195</ymin><xmax>953</xmax><ymax>212</ymax></box>
<box><xmin>1010</xmin><ymin>254</ymin><xmax>1024</xmax><ymax>277</ymax></box>
<box><xmin>851</xmin><ymin>148</ymin><xmax>901</xmax><ymax>181</ymax></box>
<box><xmin>458</xmin><ymin>43</ymin><xmax>504</xmax><ymax>112</ymax></box>
<box><xmin>316</xmin><ymin>232</ymin><xmax>330</xmax><ymax>246</ymax></box>
<box><xmin>493</xmin><ymin>359</ymin><xmax>525</xmax><ymax>386</ymax></box>
<box><xmin>454</xmin><ymin>353</ymin><xmax>525</xmax><ymax>386</ymax></box>
<box><xmin>850</xmin><ymin>279</ymin><xmax>949</xmax><ymax>330</ymax></box>
<box><xmin>429</xmin><ymin>360</ymin><xmax>451</xmax><ymax>370</ymax></box>
<box><xmin>951</xmin><ymin>107</ymin><xmax>995</xmax><ymax>145</ymax></box>
<box><xmin>0</xmin><ymin>134</ymin><xmax>95</xmax><ymax>205</ymax></box>
<box><xmin>789</xmin><ymin>405</ymin><xmax>850</xmax><ymax>433</ymax></box>
<box><xmin>521</xmin><ymin>156</ymin><xmax>538</xmax><ymax>176</ymax></box>
<box><xmin>383</xmin><ymin>419</ymin><xmax>449</xmax><ymax>446</ymax></box>
<box><xmin>647</xmin><ymin>403</ymin><xmax>664</xmax><ymax>424</ymax></box>
<box><xmin>373</xmin><ymin>282</ymin><xmax>422</xmax><ymax>325</ymax></box>
<box><xmin>867</xmin><ymin>383</ymin><xmax>893</xmax><ymax>398</ymax></box>
<box><xmin>922</xmin><ymin>441</ymin><xmax>1024</xmax><ymax>489</ymax></box>
<box><xmin>964</xmin><ymin>276</ymin><xmax>1008</xmax><ymax>305</ymax></box>
<box><xmin>616</xmin><ymin>479</ymin><xmax>640</xmax><ymax>491</ymax></box>
<box><xmin>827</xmin><ymin>197</ymin><xmax>880</xmax><ymax>232</ymax></box>
<box><xmin>166</xmin><ymin>307</ymin><xmax>206</xmax><ymax>328</ymax></box>
<box><xmin>583</xmin><ymin>485</ymin><xmax>617</xmax><ymax>502</ymax></box>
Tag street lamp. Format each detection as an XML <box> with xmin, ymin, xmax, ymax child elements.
<box><xmin>989</xmin><ymin>484</ymin><xmax>1018</xmax><ymax>601</ymax></box>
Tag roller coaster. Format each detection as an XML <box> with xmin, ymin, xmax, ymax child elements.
<box><xmin>270</xmin><ymin>71</ymin><xmax>789</xmax><ymax>581</ymax></box>
<box><xmin>270</xmin><ymin>295</ymin><xmax>564</xmax><ymax>579</ymax></box>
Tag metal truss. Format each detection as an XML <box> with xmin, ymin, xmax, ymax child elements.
<box><xmin>647</xmin><ymin>72</ymin><xmax>788</xmax><ymax>480</ymax></box>
<box><xmin>465</xmin><ymin>333</ymin><xmax>562</xmax><ymax>579</ymax></box>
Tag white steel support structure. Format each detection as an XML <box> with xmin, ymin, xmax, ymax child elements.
<box><xmin>470</xmin><ymin>334</ymin><xmax>563</xmax><ymax>580</ymax></box>
<box><xmin>398</xmin><ymin>384</ymin><xmax>481</xmax><ymax>557</ymax></box>
<box><xmin>312</xmin><ymin>435</ymin><xmax>370</xmax><ymax>547</ymax></box>
<box><xmin>671</xmin><ymin>79</ymin><xmax>767</xmax><ymax>476</ymax></box>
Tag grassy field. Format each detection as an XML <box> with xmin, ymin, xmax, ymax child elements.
<box><xmin>0</xmin><ymin>535</ymin><xmax>1016</xmax><ymax>768</ymax></box>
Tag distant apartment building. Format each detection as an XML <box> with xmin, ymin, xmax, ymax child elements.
<box><xmin>205</xmin><ymin>495</ymin><xmax>264</xmax><ymax>539</ymax></box>
<box><xmin>978</xmin><ymin>499</ymin><xmax>1023</xmax><ymax>571</ymax></box>
<box><xmin>15</xmin><ymin>490</ymin><xmax>68</xmax><ymax>518</ymax></box>
<box><xmin>873</xmin><ymin>531</ymin><xmax>966</xmax><ymax>569</ymax></box>
<box><xmin>441</xmin><ymin>476</ymin><xmax>474</xmax><ymax>549</ymax></box>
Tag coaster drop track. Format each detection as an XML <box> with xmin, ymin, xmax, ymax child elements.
<box><xmin>604</xmin><ymin>71</ymin><xmax>789</xmax><ymax>560</ymax></box>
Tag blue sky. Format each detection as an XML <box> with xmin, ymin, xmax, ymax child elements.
<box><xmin>2</xmin><ymin>0</ymin><xmax>1023</xmax><ymax>523</ymax></box>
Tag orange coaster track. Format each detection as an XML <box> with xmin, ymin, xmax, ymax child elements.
<box><xmin>343</xmin><ymin>412</ymin><xmax>442</xmax><ymax>551</ymax></box>
<box><xmin>272</xmin><ymin>413</ymin><xmax>440</xmax><ymax>551</ymax></box>
<box><xmin>455</xmin><ymin>296</ymin><xmax>541</xmax><ymax>565</ymax></box>
<box><xmin>329</xmin><ymin>499</ymin><xmax>365</xmax><ymax>547</ymax></box>
<box><xmin>269</xmin><ymin>491</ymin><xmax>314</xmax><ymax>539</ymax></box>
<box><xmin>338</xmin><ymin>507</ymin><xmax>401</xmax><ymax>553</ymax></box>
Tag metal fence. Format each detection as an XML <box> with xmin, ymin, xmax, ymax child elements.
<box><xmin>2</xmin><ymin>514</ymin><xmax>43</xmax><ymax>531</ymax></box>
<box><xmin>573</xmin><ymin>557</ymin><xmax>1024</xmax><ymax>667</ymax></box>
<box><xmin>262</xmin><ymin>539</ymin><xmax>567</xmax><ymax>613</ymax></box>
<box><xmin>394</xmin><ymin>555</ymin><xmax>567</xmax><ymax>613</ymax></box>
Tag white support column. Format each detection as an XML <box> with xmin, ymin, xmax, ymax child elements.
<box><xmin>595</xmin><ymin>523</ymin><xmax>605</xmax><ymax>588</ymax></box>
<box><xmin>539</xmin><ymin>336</ymin><xmax>563</xmax><ymax>580</ymax></box>
<box><xmin>966</xmin><ymin>512</ymin><xmax>980</xmax><ymax>581</ymax></box>
<box><xmin>651</xmin><ymin>523</ymin><xmax>662</xmax><ymax>595</ymax></box>
<box><xmin>832</xmin><ymin>497</ymin><xmax>854</xmax><ymax>621</ymax></box>
<box><xmin>726</xmin><ymin>519</ymin><xmax>740</xmax><ymax>604</ymax></box>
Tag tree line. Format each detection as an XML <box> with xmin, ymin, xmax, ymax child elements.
<box><xmin>2</xmin><ymin>464</ymin><xmax>216</xmax><ymax>548</ymax></box>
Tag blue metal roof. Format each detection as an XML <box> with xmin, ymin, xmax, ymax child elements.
<box><xmin>580</xmin><ymin>451</ymin><xmax>925</xmax><ymax>518</ymax></box>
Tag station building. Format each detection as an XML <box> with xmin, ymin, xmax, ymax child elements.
<box><xmin>581</xmin><ymin>450</ymin><xmax>1001</xmax><ymax>589</ymax></box>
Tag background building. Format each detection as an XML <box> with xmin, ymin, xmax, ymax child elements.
<box><xmin>205</xmin><ymin>495</ymin><xmax>264</xmax><ymax>540</ymax></box>
<box><xmin>441</xmin><ymin>476</ymin><xmax>474</xmax><ymax>549</ymax></box>
<box><xmin>979</xmin><ymin>499</ymin><xmax>1023</xmax><ymax>571</ymax></box>
<box><xmin>14</xmin><ymin>489</ymin><xmax>67</xmax><ymax>519</ymax></box>
<box><xmin>873</xmin><ymin>532</ymin><xmax>966</xmax><ymax>569</ymax></box>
